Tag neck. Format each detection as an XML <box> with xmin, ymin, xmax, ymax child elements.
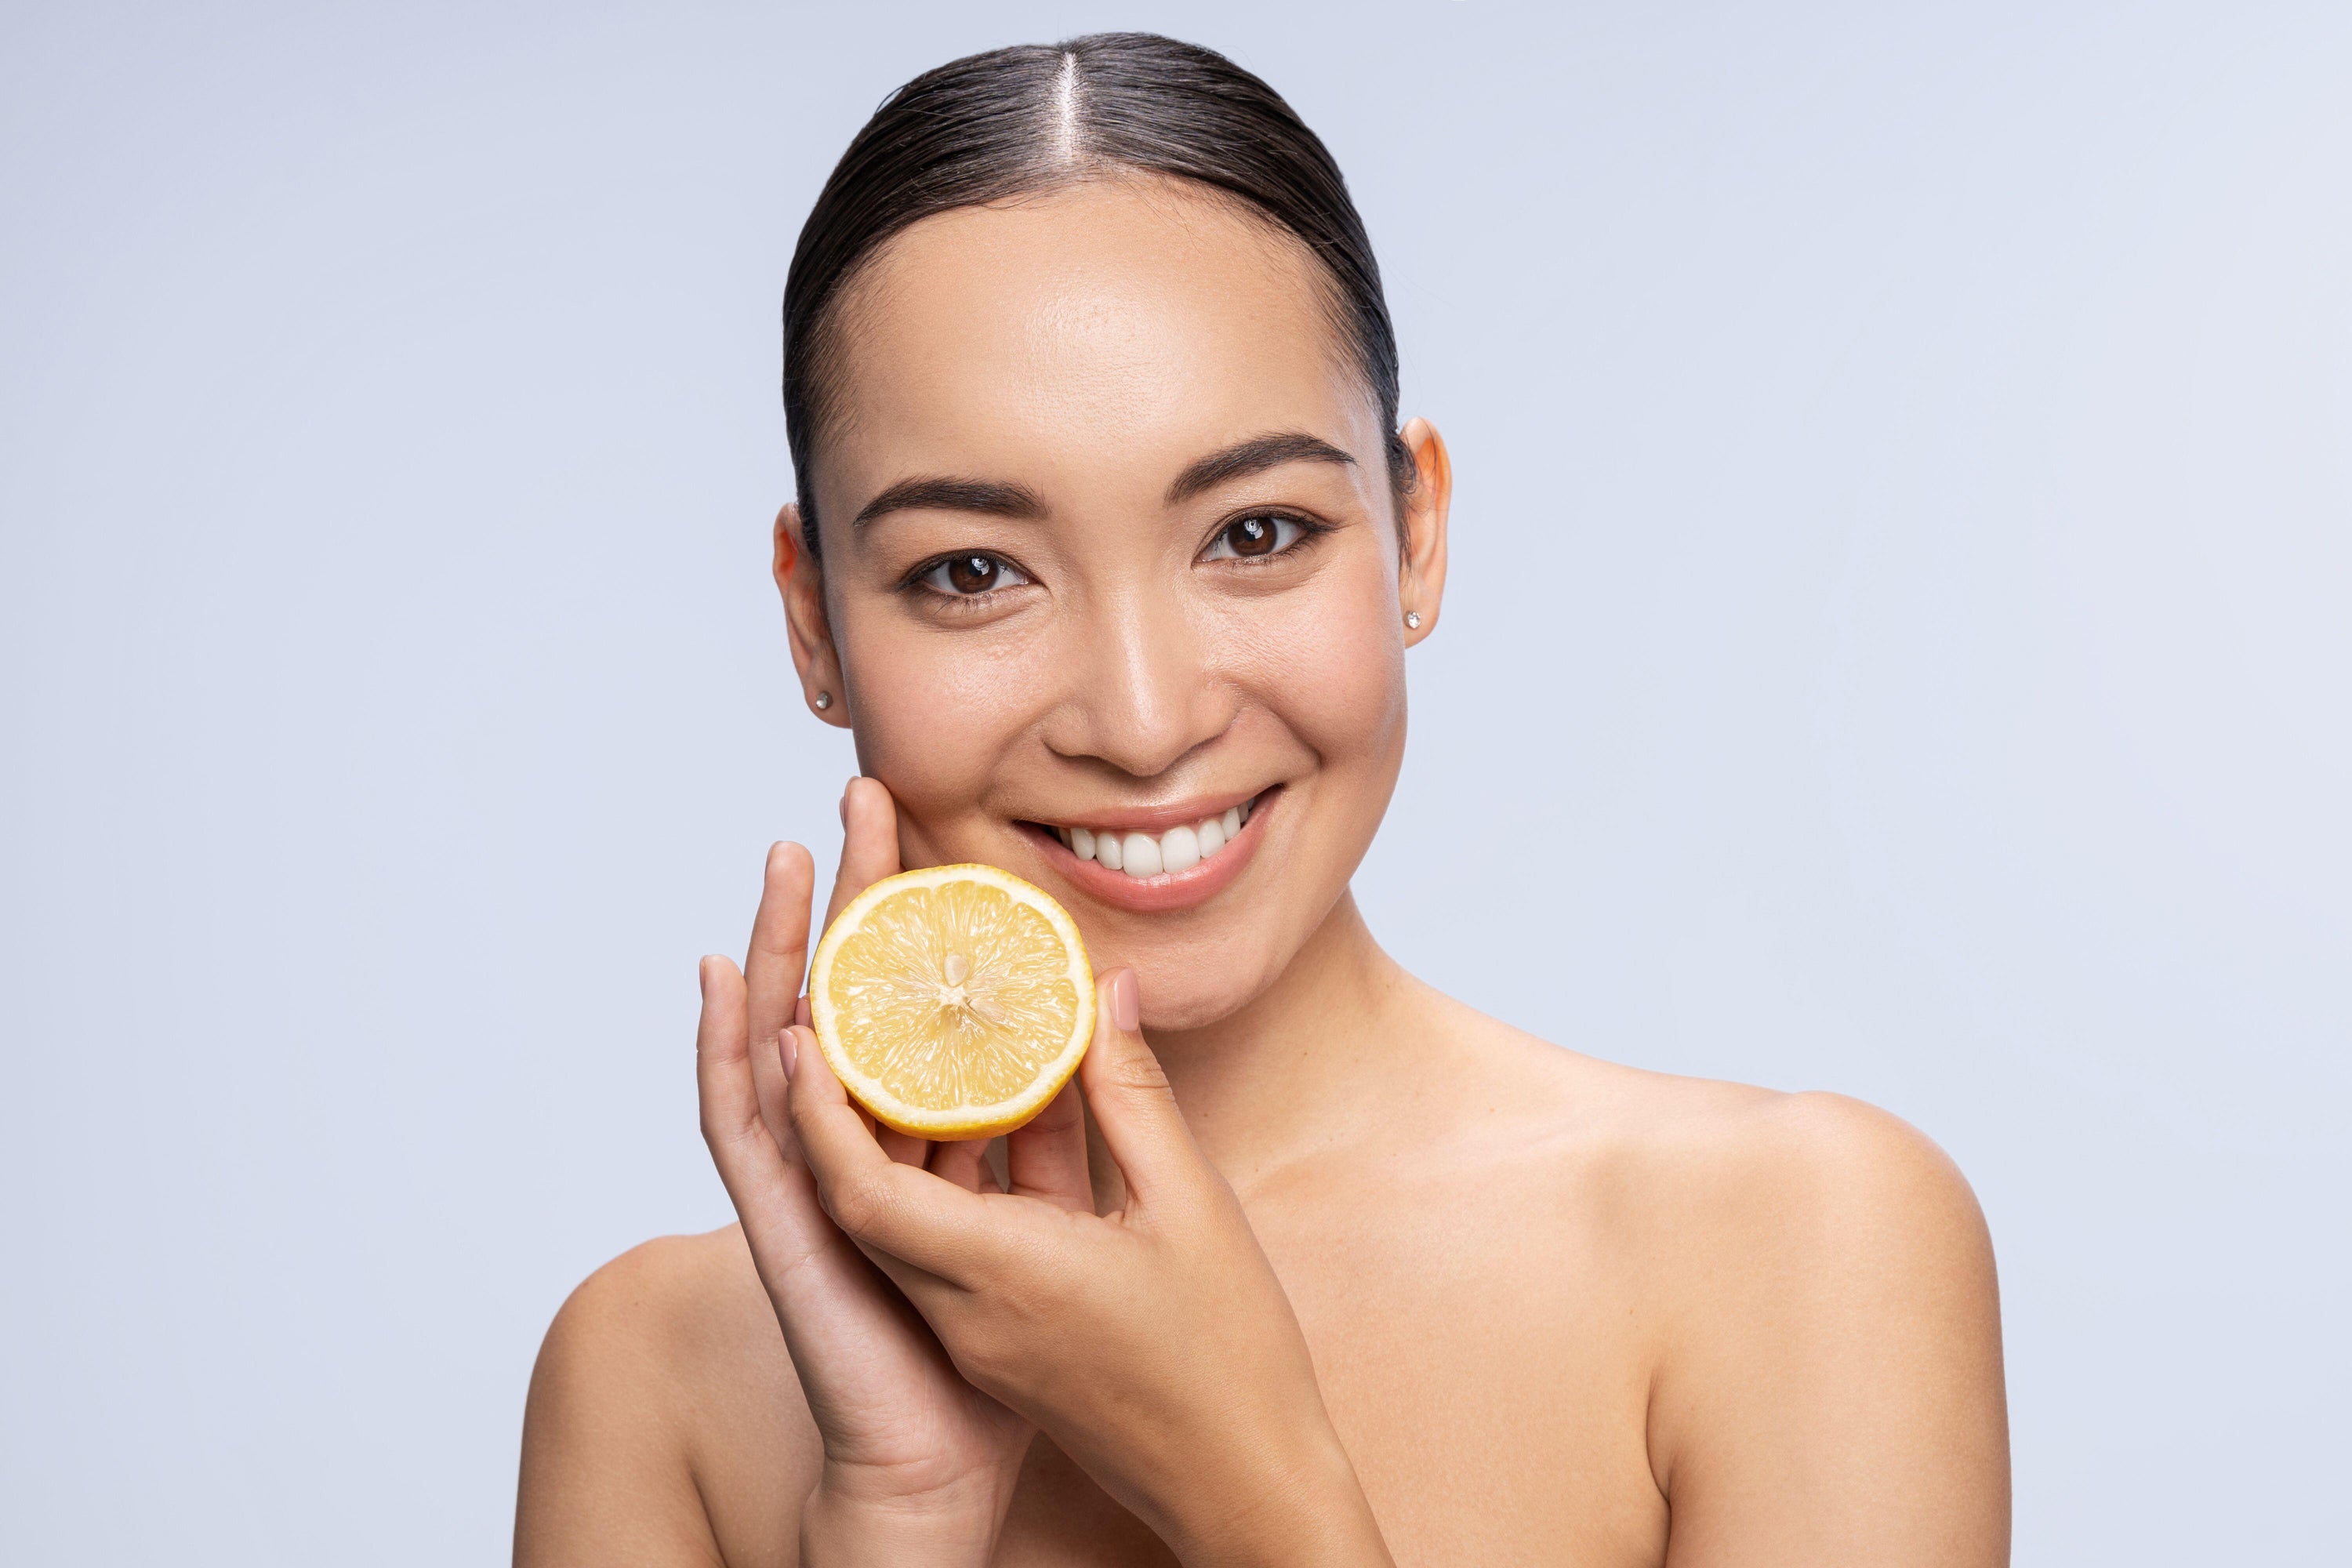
<box><xmin>1144</xmin><ymin>889</ymin><xmax>1421</xmax><ymax>1181</ymax></box>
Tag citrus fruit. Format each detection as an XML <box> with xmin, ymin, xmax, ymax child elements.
<box><xmin>808</xmin><ymin>863</ymin><xmax>1094</xmax><ymax>1139</ymax></box>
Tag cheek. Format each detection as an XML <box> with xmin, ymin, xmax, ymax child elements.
<box><xmin>1230</xmin><ymin>554</ymin><xmax>1407</xmax><ymax>774</ymax></box>
<box><xmin>836</xmin><ymin>615</ymin><xmax>1046</xmax><ymax>820</ymax></box>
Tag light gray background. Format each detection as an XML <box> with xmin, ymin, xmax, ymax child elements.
<box><xmin>2</xmin><ymin>2</ymin><xmax>2344</xmax><ymax>1561</ymax></box>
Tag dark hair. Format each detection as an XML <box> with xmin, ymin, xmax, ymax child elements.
<box><xmin>782</xmin><ymin>31</ymin><xmax>1410</xmax><ymax>555</ymax></box>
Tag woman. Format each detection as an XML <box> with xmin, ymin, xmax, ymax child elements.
<box><xmin>515</xmin><ymin>33</ymin><xmax>2008</xmax><ymax>1567</ymax></box>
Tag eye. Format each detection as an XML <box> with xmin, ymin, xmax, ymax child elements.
<box><xmin>1203</xmin><ymin>513</ymin><xmax>1308</xmax><ymax>561</ymax></box>
<box><xmin>916</xmin><ymin>552</ymin><xmax>1032</xmax><ymax>597</ymax></box>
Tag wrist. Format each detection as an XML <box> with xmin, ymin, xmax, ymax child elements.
<box><xmin>798</xmin><ymin>1468</ymin><xmax>1011</xmax><ymax>1568</ymax></box>
<box><xmin>1158</xmin><ymin>1419</ymin><xmax>1393</xmax><ymax>1568</ymax></box>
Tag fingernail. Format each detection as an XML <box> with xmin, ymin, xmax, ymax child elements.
<box><xmin>779</xmin><ymin>1028</ymin><xmax>800</xmax><ymax>1079</ymax></box>
<box><xmin>794</xmin><ymin>994</ymin><xmax>812</xmax><ymax>1027</ymax></box>
<box><xmin>1108</xmin><ymin>969</ymin><xmax>1140</xmax><ymax>1033</ymax></box>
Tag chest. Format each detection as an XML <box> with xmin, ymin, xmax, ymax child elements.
<box><xmin>994</xmin><ymin>1177</ymin><xmax>1668</xmax><ymax>1567</ymax></box>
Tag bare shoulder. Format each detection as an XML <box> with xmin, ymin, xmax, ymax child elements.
<box><xmin>1608</xmin><ymin>1073</ymin><xmax>1991</xmax><ymax>1265</ymax></box>
<box><xmin>517</xmin><ymin>1225</ymin><xmax>811</xmax><ymax>1568</ymax></box>
<box><xmin>1421</xmin><ymin>993</ymin><xmax>2009</xmax><ymax>1561</ymax></box>
<box><xmin>1418</xmin><ymin>984</ymin><xmax>1991</xmax><ymax>1272</ymax></box>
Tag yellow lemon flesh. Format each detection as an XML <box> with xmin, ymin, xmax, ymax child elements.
<box><xmin>808</xmin><ymin>863</ymin><xmax>1094</xmax><ymax>1140</ymax></box>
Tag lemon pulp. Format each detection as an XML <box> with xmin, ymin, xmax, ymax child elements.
<box><xmin>809</xmin><ymin>864</ymin><xmax>1094</xmax><ymax>1138</ymax></box>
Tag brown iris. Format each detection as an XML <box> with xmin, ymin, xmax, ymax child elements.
<box><xmin>946</xmin><ymin>554</ymin><xmax>1001</xmax><ymax>593</ymax></box>
<box><xmin>1224</xmin><ymin>516</ymin><xmax>1277</xmax><ymax>557</ymax></box>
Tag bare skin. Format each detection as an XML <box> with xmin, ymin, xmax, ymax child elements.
<box><xmin>515</xmin><ymin>177</ymin><xmax>2009</xmax><ymax>1566</ymax></box>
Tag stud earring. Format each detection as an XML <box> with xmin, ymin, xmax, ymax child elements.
<box><xmin>1404</xmin><ymin>612</ymin><xmax>1421</xmax><ymax>630</ymax></box>
<box><xmin>814</xmin><ymin>691</ymin><xmax>833</xmax><ymax>710</ymax></box>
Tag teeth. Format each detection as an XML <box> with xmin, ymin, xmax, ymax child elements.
<box><xmin>1160</xmin><ymin>825</ymin><xmax>1200</xmax><ymax>874</ymax></box>
<box><xmin>1121</xmin><ymin>832</ymin><xmax>1163</xmax><ymax>877</ymax></box>
<box><xmin>1052</xmin><ymin>797</ymin><xmax>1259</xmax><ymax>879</ymax></box>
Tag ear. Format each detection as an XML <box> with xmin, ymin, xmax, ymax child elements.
<box><xmin>1396</xmin><ymin>417</ymin><xmax>1451</xmax><ymax>646</ymax></box>
<box><xmin>773</xmin><ymin>503</ymin><xmax>851</xmax><ymax>728</ymax></box>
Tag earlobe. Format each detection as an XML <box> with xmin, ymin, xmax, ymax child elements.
<box><xmin>1396</xmin><ymin>417</ymin><xmax>1452</xmax><ymax>644</ymax></box>
<box><xmin>774</xmin><ymin>503</ymin><xmax>853</xmax><ymax>728</ymax></box>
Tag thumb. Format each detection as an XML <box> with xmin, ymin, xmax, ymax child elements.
<box><xmin>822</xmin><ymin>775</ymin><xmax>902</xmax><ymax>930</ymax></box>
<box><xmin>1077</xmin><ymin>967</ymin><xmax>1207</xmax><ymax>1210</ymax></box>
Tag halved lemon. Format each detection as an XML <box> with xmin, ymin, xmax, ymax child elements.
<box><xmin>808</xmin><ymin>863</ymin><xmax>1094</xmax><ymax>1139</ymax></box>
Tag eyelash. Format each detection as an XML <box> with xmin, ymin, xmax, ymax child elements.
<box><xmin>1199</xmin><ymin>510</ymin><xmax>1331</xmax><ymax>564</ymax></box>
<box><xmin>899</xmin><ymin>511</ymin><xmax>1330</xmax><ymax>608</ymax></box>
<box><xmin>902</xmin><ymin>551</ymin><xmax>1035</xmax><ymax>608</ymax></box>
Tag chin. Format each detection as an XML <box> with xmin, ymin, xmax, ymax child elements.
<box><xmin>1122</xmin><ymin>958</ymin><xmax>1272</xmax><ymax>1033</ymax></box>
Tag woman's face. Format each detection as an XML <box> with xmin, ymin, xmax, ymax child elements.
<box><xmin>779</xmin><ymin>177</ymin><xmax>1449</xmax><ymax>1030</ymax></box>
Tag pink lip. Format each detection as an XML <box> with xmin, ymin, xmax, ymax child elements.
<box><xmin>1019</xmin><ymin>788</ymin><xmax>1276</xmax><ymax>913</ymax></box>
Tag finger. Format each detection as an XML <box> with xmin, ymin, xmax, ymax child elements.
<box><xmin>795</xmin><ymin>1025</ymin><xmax>922</xmax><ymax>1171</ymax></box>
<box><xmin>1006</xmin><ymin>1077</ymin><xmax>1092</xmax><ymax>1212</ymax></box>
<box><xmin>927</xmin><ymin>1136</ymin><xmax>993</xmax><ymax>1194</ymax></box>
<box><xmin>746</xmin><ymin>841</ymin><xmax>816</xmax><ymax>1055</ymax></box>
<box><xmin>877</xmin><ymin>1125</ymin><xmax>931</xmax><ymax>1168</ymax></box>
<box><xmin>822</xmin><ymin>777</ymin><xmax>903</xmax><ymax>930</ymax></box>
<box><xmin>1077</xmin><ymin>968</ymin><xmax>1211</xmax><ymax>1213</ymax></box>
<box><xmin>750</xmin><ymin>1021</ymin><xmax>796</xmax><ymax>1159</ymax></box>
<box><xmin>697</xmin><ymin>956</ymin><xmax>790</xmax><ymax>1215</ymax></box>
<box><xmin>786</xmin><ymin>1026</ymin><xmax>1010</xmax><ymax>1284</ymax></box>
<box><xmin>714</xmin><ymin>1019</ymin><xmax>958</xmax><ymax>1427</ymax></box>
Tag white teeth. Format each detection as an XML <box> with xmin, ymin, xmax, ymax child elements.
<box><xmin>1051</xmin><ymin>794</ymin><xmax>1260</xmax><ymax>879</ymax></box>
<box><xmin>1160</xmin><ymin>825</ymin><xmax>1200</xmax><ymax>874</ymax></box>
<box><xmin>1121</xmin><ymin>832</ymin><xmax>1163</xmax><ymax>877</ymax></box>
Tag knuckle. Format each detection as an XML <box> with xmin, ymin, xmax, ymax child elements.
<box><xmin>698</xmin><ymin>1105</ymin><xmax>750</xmax><ymax>1156</ymax></box>
<box><xmin>1104</xmin><ymin>1051</ymin><xmax>1173</xmax><ymax>1097</ymax></box>
<box><xmin>820</xmin><ymin>1171</ymin><xmax>886</xmax><ymax>1237</ymax></box>
<box><xmin>944</xmin><ymin>1318</ymin><xmax>1026</xmax><ymax>1399</ymax></box>
<box><xmin>1028</xmin><ymin>1091</ymin><xmax>1083</xmax><ymax>1134</ymax></box>
<box><xmin>696</xmin><ymin>1109</ymin><xmax>771</xmax><ymax>1171</ymax></box>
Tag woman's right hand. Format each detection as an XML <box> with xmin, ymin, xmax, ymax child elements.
<box><xmin>695</xmin><ymin>779</ymin><xmax>1051</xmax><ymax>1565</ymax></box>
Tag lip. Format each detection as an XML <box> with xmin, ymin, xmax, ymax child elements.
<box><xmin>1018</xmin><ymin>786</ymin><xmax>1277</xmax><ymax>913</ymax></box>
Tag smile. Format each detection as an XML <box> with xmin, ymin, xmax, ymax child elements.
<box><xmin>1046</xmin><ymin>796</ymin><xmax>1255</xmax><ymax>880</ymax></box>
<box><xmin>1017</xmin><ymin>789</ymin><xmax>1274</xmax><ymax>913</ymax></box>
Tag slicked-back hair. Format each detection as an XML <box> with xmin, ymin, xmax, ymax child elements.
<box><xmin>782</xmin><ymin>31</ymin><xmax>1410</xmax><ymax>555</ymax></box>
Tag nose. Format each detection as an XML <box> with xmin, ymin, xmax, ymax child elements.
<box><xmin>1044</xmin><ymin>589</ymin><xmax>1235</xmax><ymax>779</ymax></box>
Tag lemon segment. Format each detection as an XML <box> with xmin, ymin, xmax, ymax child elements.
<box><xmin>808</xmin><ymin>863</ymin><xmax>1094</xmax><ymax>1139</ymax></box>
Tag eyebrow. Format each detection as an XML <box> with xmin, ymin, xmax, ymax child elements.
<box><xmin>853</xmin><ymin>477</ymin><xmax>1046</xmax><ymax>529</ymax></box>
<box><xmin>1164</xmin><ymin>430</ymin><xmax>1356</xmax><ymax>505</ymax></box>
<box><xmin>848</xmin><ymin>430</ymin><xmax>1357</xmax><ymax>529</ymax></box>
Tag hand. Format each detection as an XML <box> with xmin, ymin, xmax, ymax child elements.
<box><xmin>782</xmin><ymin>964</ymin><xmax>1397</xmax><ymax>1567</ymax></box>
<box><xmin>696</xmin><ymin>779</ymin><xmax>1056</xmax><ymax>1564</ymax></box>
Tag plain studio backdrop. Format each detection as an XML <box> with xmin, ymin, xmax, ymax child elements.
<box><xmin>2</xmin><ymin>2</ymin><xmax>2345</xmax><ymax>1561</ymax></box>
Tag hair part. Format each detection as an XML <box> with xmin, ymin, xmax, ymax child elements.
<box><xmin>782</xmin><ymin>31</ymin><xmax>1413</xmax><ymax>557</ymax></box>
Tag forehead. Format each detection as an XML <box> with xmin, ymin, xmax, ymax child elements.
<box><xmin>816</xmin><ymin>177</ymin><xmax>1377</xmax><ymax>517</ymax></box>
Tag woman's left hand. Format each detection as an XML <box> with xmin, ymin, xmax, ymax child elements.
<box><xmin>779</xmin><ymin>967</ymin><xmax>1396</xmax><ymax>1568</ymax></box>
